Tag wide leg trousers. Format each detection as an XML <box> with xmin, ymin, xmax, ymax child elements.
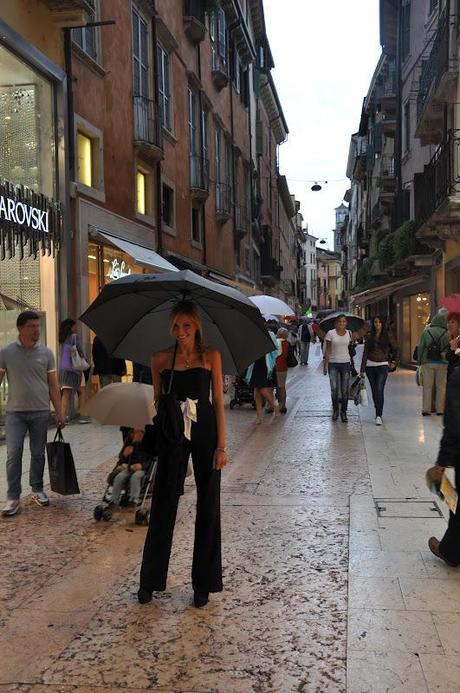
<box><xmin>139</xmin><ymin>404</ymin><xmax>222</xmax><ymax>594</ymax></box>
<box><xmin>439</xmin><ymin>467</ymin><xmax>460</xmax><ymax>566</ymax></box>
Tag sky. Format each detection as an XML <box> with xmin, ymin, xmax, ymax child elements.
<box><xmin>264</xmin><ymin>0</ymin><xmax>381</xmax><ymax>249</ymax></box>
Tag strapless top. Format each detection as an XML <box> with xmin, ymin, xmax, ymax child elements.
<box><xmin>160</xmin><ymin>367</ymin><xmax>212</xmax><ymax>403</ymax></box>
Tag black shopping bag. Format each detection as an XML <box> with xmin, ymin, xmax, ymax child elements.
<box><xmin>46</xmin><ymin>429</ymin><xmax>80</xmax><ymax>495</ymax></box>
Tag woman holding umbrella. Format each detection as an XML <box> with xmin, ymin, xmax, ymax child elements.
<box><xmin>322</xmin><ymin>313</ymin><xmax>365</xmax><ymax>422</ymax></box>
<box><xmin>138</xmin><ymin>300</ymin><xmax>228</xmax><ymax>608</ymax></box>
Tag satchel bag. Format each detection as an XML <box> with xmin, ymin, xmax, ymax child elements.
<box><xmin>286</xmin><ymin>344</ymin><xmax>298</xmax><ymax>368</ymax></box>
<box><xmin>71</xmin><ymin>335</ymin><xmax>90</xmax><ymax>372</ymax></box>
<box><xmin>359</xmin><ymin>381</ymin><xmax>368</xmax><ymax>406</ymax></box>
<box><xmin>46</xmin><ymin>429</ymin><xmax>80</xmax><ymax>495</ymax></box>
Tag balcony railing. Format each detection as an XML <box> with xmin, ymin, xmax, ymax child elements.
<box><xmin>190</xmin><ymin>155</ymin><xmax>209</xmax><ymax>197</ymax></box>
<box><xmin>380</xmin><ymin>155</ymin><xmax>395</xmax><ymax>178</ymax></box>
<box><xmin>216</xmin><ymin>182</ymin><xmax>231</xmax><ymax>218</ymax></box>
<box><xmin>235</xmin><ymin>204</ymin><xmax>249</xmax><ymax>235</ymax></box>
<box><xmin>133</xmin><ymin>96</ymin><xmax>162</xmax><ymax>159</ymax></box>
<box><xmin>261</xmin><ymin>256</ymin><xmax>281</xmax><ymax>281</ymax></box>
<box><xmin>183</xmin><ymin>0</ymin><xmax>206</xmax><ymax>43</ymax></box>
<box><xmin>375</xmin><ymin>57</ymin><xmax>397</xmax><ymax>102</ymax></box>
<box><xmin>211</xmin><ymin>47</ymin><xmax>229</xmax><ymax>89</ymax></box>
<box><xmin>416</xmin><ymin>9</ymin><xmax>450</xmax><ymax>124</ymax></box>
<box><xmin>414</xmin><ymin>129</ymin><xmax>460</xmax><ymax>229</ymax></box>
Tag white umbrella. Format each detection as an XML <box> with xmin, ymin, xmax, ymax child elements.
<box><xmin>82</xmin><ymin>382</ymin><xmax>156</xmax><ymax>429</ymax></box>
<box><xmin>249</xmin><ymin>295</ymin><xmax>295</xmax><ymax>317</ymax></box>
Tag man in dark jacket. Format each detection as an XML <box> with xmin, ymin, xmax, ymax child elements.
<box><xmin>428</xmin><ymin>366</ymin><xmax>460</xmax><ymax>567</ymax></box>
<box><xmin>92</xmin><ymin>336</ymin><xmax>126</xmax><ymax>387</ymax></box>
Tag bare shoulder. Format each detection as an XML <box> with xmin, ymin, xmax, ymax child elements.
<box><xmin>205</xmin><ymin>347</ymin><xmax>221</xmax><ymax>367</ymax></box>
<box><xmin>152</xmin><ymin>348</ymin><xmax>173</xmax><ymax>369</ymax></box>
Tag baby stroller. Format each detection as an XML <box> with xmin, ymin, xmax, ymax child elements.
<box><xmin>230</xmin><ymin>376</ymin><xmax>256</xmax><ymax>409</ymax></box>
<box><xmin>93</xmin><ymin>454</ymin><xmax>157</xmax><ymax>526</ymax></box>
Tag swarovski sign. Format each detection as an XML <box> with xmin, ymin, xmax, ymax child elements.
<box><xmin>0</xmin><ymin>194</ymin><xmax>49</xmax><ymax>233</ymax></box>
<box><xmin>0</xmin><ymin>179</ymin><xmax>60</xmax><ymax>259</ymax></box>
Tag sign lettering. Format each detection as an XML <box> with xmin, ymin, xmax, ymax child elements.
<box><xmin>109</xmin><ymin>259</ymin><xmax>132</xmax><ymax>280</ymax></box>
<box><xmin>0</xmin><ymin>194</ymin><xmax>49</xmax><ymax>232</ymax></box>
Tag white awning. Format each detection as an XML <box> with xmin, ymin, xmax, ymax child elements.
<box><xmin>97</xmin><ymin>231</ymin><xmax>178</xmax><ymax>272</ymax></box>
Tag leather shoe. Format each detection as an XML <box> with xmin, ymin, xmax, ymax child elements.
<box><xmin>137</xmin><ymin>589</ymin><xmax>152</xmax><ymax>604</ymax></box>
<box><xmin>193</xmin><ymin>591</ymin><xmax>209</xmax><ymax>608</ymax></box>
<box><xmin>428</xmin><ymin>537</ymin><xmax>458</xmax><ymax>567</ymax></box>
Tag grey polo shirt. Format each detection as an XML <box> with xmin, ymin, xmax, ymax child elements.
<box><xmin>0</xmin><ymin>340</ymin><xmax>56</xmax><ymax>412</ymax></box>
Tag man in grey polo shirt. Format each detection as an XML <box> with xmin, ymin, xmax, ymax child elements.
<box><xmin>0</xmin><ymin>310</ymin><xmax>65</xmax><ymax>517</ymax></box>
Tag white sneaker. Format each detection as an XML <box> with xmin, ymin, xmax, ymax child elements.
<box><xmin>375</xmin><ymin>416</ymin><xmax>383</xmax><ymax>426</ymax></box>
<box><xmin>2</xmin><ymin>499</ymin><xmax>20</xmax><ymax>517</ymax></box>
<box><xmin>32</xmin><ymin>490</ymin><xmax>50</xmax><ymax>507</ymax></box>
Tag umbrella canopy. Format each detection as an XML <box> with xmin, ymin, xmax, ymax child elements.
<box><xmin>441</xmin><ymin>294</ymin><xmax>460</xmax><ymax>314</ymax></box>
<box><xmin>318</xmin><ymin>312</ymin><xmax>368</xmax><ymax>338</ymax></box>
<box><xmin>80</xmin><ymin>270</ymin><xmax>274</xmax><ymax>375</ymax></box>
<box><xmin>249</xmin><ymin>295</ymin><xmax>295</xmax><ymax>317</ymax></box>
<box><xmin>82</xmin><ymin>382</ymin><xmax>156</xmax><ymax>429</ymax></box>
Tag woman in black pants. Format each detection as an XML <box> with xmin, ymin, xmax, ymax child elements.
<box><xmin>138</xmin><ymin>301</ymin><xmax>228</xmax><ymax>608</ymax></box>
<box><xmin>360</xmin><ymin>316</ymin><xmax>399</xmax><ymax>426</ymax></box>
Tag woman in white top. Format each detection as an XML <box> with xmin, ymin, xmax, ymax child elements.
<box><xmin>323</xmin><ymin>314</ymin><xmax>358</xmax><ymax>422</ymax></box>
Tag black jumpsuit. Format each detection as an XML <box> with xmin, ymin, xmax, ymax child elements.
<box><xmin>139</xmin><ymin>367</ymin><xmax>223</xmax><ymax>594</ymax></box>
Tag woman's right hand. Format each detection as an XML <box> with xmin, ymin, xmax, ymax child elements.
<box><xmin>450</xmin><ymin>336</ymin><xmax>459</xmax><ymax>351</ymax></box>
<box><xmin>323</xmin><ymin>362</ymin><xmax>328</xmax><ymax>375</ymax></box>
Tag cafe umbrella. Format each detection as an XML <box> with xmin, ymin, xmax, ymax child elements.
<box><xmin>80</xmin><ymin>270</ymin><xmax>275</xmax><ymax>375</ymax></box>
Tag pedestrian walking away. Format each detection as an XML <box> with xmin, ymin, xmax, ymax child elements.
<box><xmin>427</xmin><ymin>366</ymin><xmax>460</xmax><ymax>567</ymax></box>
<box><xmin>360</xmin><ymin>316</ymin><xmax>399</xmax><ymax>426</ymax></box>
<box><xmin>92</xmin><ymin>335</ymin><xmax>126</xmax><ymax>388</ymax></box>
<box><xmin>58</xmin><ymin>319</ymin><xmax>91</xmax><ymax>423</ymax></box>
<box><xmin>300</xmin><ymin>319</ymin><xmax>315</xmax><ymax>365</ymax></box>
<box><xmin>275</xmin><ymin>327</ymin><xmax>290</xmax><ymax>414</ymax></box>
<box><xmin>138</xmin><ymin>300</ymin><xmax>228</xmax><ymax>609</ymax></box>
<box><xmin>416</xmin><ymin>311</ymin><xmax>449</xmax><ymax>416</ymax></box>
<box><xmin>0</xmin><ymin>310</ymin><xmax>65</xmax><ymax>517</ymax></box>
<box><xmin>245</xmin><ymin>323</ymin><xmax>280</xmax><ymax>424</ymax></box>
<box><xmin>323</xmin><ymin>314</ymin><xmax>361</xmax><ymax>423</ymax></box>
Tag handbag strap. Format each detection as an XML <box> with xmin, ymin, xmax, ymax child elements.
<box><xmin>166</xmin><ymin>341</ymin><xmax>179</xmax><ymax>395</ymax></box>
<box><xmin>53</xmin><ymin>428</ymin><xmax>65</xmax><ymax>442</ymax></box>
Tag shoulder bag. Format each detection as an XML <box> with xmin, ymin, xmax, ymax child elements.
<box><xmin>71</xmin><ymin>334</ymin><xmax>90</xmax><ymax>372</ymax></box>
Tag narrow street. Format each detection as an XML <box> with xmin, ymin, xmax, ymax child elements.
<box><xmin>0</xmin><ymin>345</ymin><xmax>458</xmax><ymax>692</ymax></box>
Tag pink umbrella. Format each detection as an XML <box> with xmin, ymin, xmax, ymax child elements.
<box><xmin>441</xmin><ymin>294</ymin><xmax>460</xmax><ymax>313</ymax></box>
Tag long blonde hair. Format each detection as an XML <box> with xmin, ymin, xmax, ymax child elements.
<box><xmin>169</xmin><ymin>300</ymin><xmax>205</xmax><ymax>357</ymax></box>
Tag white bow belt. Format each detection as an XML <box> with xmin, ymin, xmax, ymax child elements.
<box><xmin>180</xmin><ymin>398</ymin><xmax>198</xmax><ymax>441</ymax></box>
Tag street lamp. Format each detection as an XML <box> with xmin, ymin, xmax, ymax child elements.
<box><xmin>310</xmin><ymin>180</ymin><xmax>328</xmax><ymax>192</ymax></box>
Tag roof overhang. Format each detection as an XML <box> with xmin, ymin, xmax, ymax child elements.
<box><xmin>91</xmin><ymin>230</ymin><xmax>178</xmax><ymax>273</ymax></box>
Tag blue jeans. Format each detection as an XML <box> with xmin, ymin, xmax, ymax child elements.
<box><xmin>328</xmin><ymin>363</ymin><xmax>351</xmax><ymax>412</ymax></box>
<box><xmin>365</xmin><ymin>365</ymin><xmax>388</xmax><ymax>417</ymax></box>
<box><xmin>300</xmin><ymin>342</ymin><xmax>310</xmax><ymax>364</ymax></box>
<box><xmin>5</xmin><ymin>410</ymin><xmax>50</xmax><ymax>500</ymax></box>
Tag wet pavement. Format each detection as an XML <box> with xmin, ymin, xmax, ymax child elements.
<box><xmin>0</xmin><ymin>344</ymin><xmax>458</xmax><ymax>692</ymax></box>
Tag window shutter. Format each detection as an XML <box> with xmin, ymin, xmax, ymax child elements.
<box><xmin>256</xmin><ymin>121</ymin><xmax>263</xmax><ymax>156</ymax></box>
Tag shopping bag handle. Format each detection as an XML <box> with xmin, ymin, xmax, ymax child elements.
<box><xmin>52</xmin><ymin>428</ymin><xmax>65</xmax><ymax>443</ymax></box>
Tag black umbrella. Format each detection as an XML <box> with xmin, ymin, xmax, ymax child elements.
<box><xmin>318</xmin><ymin>311</ymin><xmax>368</xmax><ymax>338</ymax></box>
<box><xmin>80</xmin><ymin>270</ymin><xmax>274</xmax><ymax>375</ymax></box>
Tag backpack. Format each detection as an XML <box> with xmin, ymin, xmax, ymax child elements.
<box><xmin>426</xmin><ymin>330</ymin><xmax>445</xmax><ymax>361</ymax></box>
<box><xmin>301</xmin><ymin>323</ymin><xmax>311</xmax><ymax>343</ymax></box>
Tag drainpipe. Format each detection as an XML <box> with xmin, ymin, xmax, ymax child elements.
<box><xmin>63</xmin><ymin>27</ymin><xmax>77</xmax><ymax>319</ymax></box>
<box><xmin>152</xmin><ymin>2</ymin><xmax>163</xmax><ymax>257</ymax></box>
<box><xmin>228</xmin><ymin>20</ymin><xmax>240</xmax><ymax>264</ymax></box>
<box><xmin>393</xmin><ymin>4</ymin><xmax>403</xmax><ymax>229</ymax></box>
<box><xmin>197</xmin><ymin>43</ymin><xmax>207</xmax><ymax>270</ymax></box>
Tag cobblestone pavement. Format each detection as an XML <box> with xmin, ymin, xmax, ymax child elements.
<box><xmin>0</xmin><ymin>345</ymin><xmax>457</xmax><ymax>692</ymax></box>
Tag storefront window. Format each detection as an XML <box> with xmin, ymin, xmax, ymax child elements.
<box><xmin>102</xmin><ymin>247</ymin><xmax>135</xmax><ymax>285</ymax></box>
<box><xmin>409</xmin><ymin>292</ymin><xmax>431</xmax><ymax>361</ymax></box>
<box><xmin>0</xmin><ymin>43</ymin><xmax>58</xmax><ymax>423</ymax></box>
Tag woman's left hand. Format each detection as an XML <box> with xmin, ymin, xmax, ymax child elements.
<box><xmin>213</xmin><ymin>448</ymin><xmax>228</xmax><ymax>470</ymax></box>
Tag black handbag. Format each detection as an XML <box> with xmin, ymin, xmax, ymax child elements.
<box><xmin>286</xmin><ymin>344</ymin><xmax>298</xmax><ymax>368</ymax></box>
<box><xmin>46</xmin><ymin>429</ymin><xmax>80</xmax><ymax>495</ymax></box>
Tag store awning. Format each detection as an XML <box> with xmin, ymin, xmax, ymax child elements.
<box><xmin>97</xmin><ymin>231</ymin><xmax>178</xmax><ymax>272</ymax></box>
<box><xmin>351</xmin><ymin>275</ymin><xmax>428</xmax><ymax>306</ymax></box>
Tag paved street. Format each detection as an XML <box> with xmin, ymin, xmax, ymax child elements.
<box><xmin>0</xmin><ymin>344</ymin><xmax>459</xmax><ymax>692</ymax></box>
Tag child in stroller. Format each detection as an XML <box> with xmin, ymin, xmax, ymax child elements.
<box><xmin>94</xmin><ymin>428</ymin><xmax>156</xmax><ymax>524</ymax></box>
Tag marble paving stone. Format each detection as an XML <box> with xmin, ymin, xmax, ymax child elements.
<box><xmin>349</xmin><ymin>528</ymin><xmax>382</xmax><ymax>552</ymax></box>
<box><xmin>348</xmin><ymin>576</ymin><xmax>405</xmax><ymax>610</ymax></box>
<box><xmin>378</xmin><ymin>517</ymin><xmax>447</xmax><ymax>552</ymax></box>
<box><xmin>420</xmin><ymin>551</ymin><xmax>460</xmax><ymax>579</ymax></box>
<box><xmin>348</xmin><ymin>609</ymin><xmax>443</xmax><ymax>654</ymax></box>
<box><xmin>399</xmin><ymin>578</ymin><xmax>460</xmax><ymax>611</ymax></box>
<box><xmin>432</xmin><ymin>612</ymin><xmax>460</xmax><ymax>655</ymax></box>
<box><xmin>347</xmin><ymin>650</ymin><xmax>428</xmax><ymax>693</ymax></box>
<box><xmin>419</xmin><ymin>654</ymin><xmax>460</xmax><ymax>693</ymax></box>
<box><xmin>350</xmin><ymin>550</ymin><xmax>428</xmax><ymax>578</ymax></box>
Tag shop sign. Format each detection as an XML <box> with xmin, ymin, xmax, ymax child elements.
<box><xmin>0</xmin><ymin>179</ymin><xmax>61</xmax><ymax>259</ymax></box>
<box><xmin>109</xmin><ymin>258</ymin><xmax>132</xmax><ymax>280</ymax></box>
